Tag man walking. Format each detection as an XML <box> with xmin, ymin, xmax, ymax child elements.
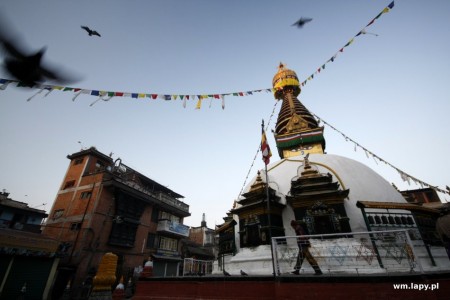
<box><xmin>291</xmin><ymin>220</ymin><xmax>322</xmax><ymax>275</ymax></box>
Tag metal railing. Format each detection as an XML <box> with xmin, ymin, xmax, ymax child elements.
<box><xmin>272</xmin><ymin>229</ymin><xmax>420</xmax><ymax>276</ymax></box>
<box><xmin>183</xmin><ymin>258</ymin><xmax>214</xmax><ymax>276</ymax></box>
<box><xmin>112</xmin><ymin>176</ymin><xmax>189</xmax><ymax>213</ymax></box>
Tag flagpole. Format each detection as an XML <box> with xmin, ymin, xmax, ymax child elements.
<box><xmin>262</xmin><ymin>119</ymin><xmax>276</xmax><ymax>277</ymax></box>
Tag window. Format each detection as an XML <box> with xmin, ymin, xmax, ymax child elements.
<box><xmin>151</xmin><ymin>208</ymin><xmax>159</xmax><ymax>223</ymax></box>
<box><xmin>74</xmin><ymin>158</ymin><xmax>84</xmax><ymax>165</ymax></box>
<box><xmin>160</xmin><ymin>211</ymin><xmax>180</xmax><ymax>223</ymax></box>
<box><xmin>53</xmin><ymin>209</ymin><xmax>64</xmax><ymax>219</ymax></box>
<box><xmin>159</xmin><ymin>236</ymin><xmax>178</xmax><ymax>251</ymax></box>
<box><xmin>95</xmin><ymin>160</ymin><xmax>105</xmax><ymax>171</ymax></box>
<box><xmin>146</xmin><ymin>233</ymin><xmax>157</xmax><ymax>248</ymax></box>
<box><xmin>80</xmin><ymin>191</ymin><xmax>92</xmax><ymax>199</ymax></box>
<box><xmin>63</xmin><ymin>180</ymin><xmax>76</xmax><ymax>189</ymax></box>
<box><xmin>205</xmin><ymin>232</ymin><xmax>213</xmax><ymax>245</ymax></box>
<box><xmin>109</xmin><ymin>222</ymin><xmax>138</xmax><ymax>247</ymax></box>
<box><xmin>70</xmin><ymin>222</ymin><xmax>81</xmax><ymax>231</ymax></box>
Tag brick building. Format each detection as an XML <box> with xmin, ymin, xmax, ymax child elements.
<box><xmin>42</xmin><ymin>147</ymin><xmax>190</xmax><ymax>299</ymax></box>
<box><xmin>0</xmin><ymin>190</ymin><xmax>47</xmax><ymax>233</ymax></box>
<box><xmin>189</xmin><ymin>213</ymin><xmax>215</xmax><ymax>249</ymax></box>
<box><xmin>0</xmin><ymin>191</ymin><xmax>60</xmax><ymax>299</ymax></box>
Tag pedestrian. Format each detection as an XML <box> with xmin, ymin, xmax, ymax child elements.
<box><xmin>291</xmin><ymin>220</ymin><xmax>322</xmax><ymax>275</ymax></box>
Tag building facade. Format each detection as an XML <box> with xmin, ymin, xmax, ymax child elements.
<box><xmin>0</xmin><ymin>190</ymin><xmax>47</xmax><ymax>233</ymax></box>
<box><xmin>0</xmin><ymin>191</ymin><xmax>60</xmax><ymax>300</ymax></box>
<box><xmin>181</xmin><ymin>214</ymin><xmax>216</xmax><ymax>275</ymax></box>
<box><xmin>42</xmin><ymin>147</ymin><xmax>190</xmax><ymax>299</ymax></box>
<box><xmin>189</xmin><ymin>214</ymin><xmax>215</xmax><ymax>250</ymax></box>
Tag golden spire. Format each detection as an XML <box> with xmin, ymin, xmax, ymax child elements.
<box><xmin>272</xmin><ymin>63</ymin><xmax>325</xmax><ymax>158</ymax></box>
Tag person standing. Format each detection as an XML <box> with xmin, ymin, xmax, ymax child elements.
<box><xmin>291</xmin><ymin>220</ymin><xmax>322</xmax><ymax>275</ymax></box>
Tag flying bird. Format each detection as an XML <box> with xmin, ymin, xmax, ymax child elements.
<box><xmin>240</xmin><ymin>270</ymin><xmax>248</xmax><ymax>276</ymax></box>
<box><xmin>81</xmin><ymin>26</ymin><xmax>101</xmax><ymax>37</ymax></box>
<box><xmin>0</xmin><ymin>20</ymin><xmax>78</xmax><ymax>86</ymax></box>
<box><xmin>223</xmin><ymin>270</ymin><xmax>231</xmax><ymax>276</ymax></box>
<box><xmin>292</xmin><ymin>17</ymin><xmax>313</xmax><ymax>28</ymax></box>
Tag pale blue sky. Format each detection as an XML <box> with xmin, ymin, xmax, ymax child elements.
<box><xmin>0</xmin><ymin>0</ymin><xmax>449</xmax><ymax>227</ymax></box>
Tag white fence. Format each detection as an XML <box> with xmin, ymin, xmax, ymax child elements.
<box><xmin>272</xmin><ymin>229</ymin><xmax>420</xmax><ymax>276</ymax></box>
<box><xmin>183</xmin><ymin>258</ymin><xmax>214</xmax><ymax>276</ymax></box>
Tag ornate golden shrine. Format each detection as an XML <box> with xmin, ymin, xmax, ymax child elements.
<box><xmin>272</xmin><ymin>63</ymin><xmax>326</xmax><ymax>158</ymax></box>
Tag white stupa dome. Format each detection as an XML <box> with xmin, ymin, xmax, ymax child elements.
<box><xmin>240</xmin><ymin>153</ymin><xmax>407</xmax><ymax>233</ymax></box>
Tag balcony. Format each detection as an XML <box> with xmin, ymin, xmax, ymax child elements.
<box><xmin>106</xmin><ymin>175</ymin><xmax>190</xmax><ymax>214</ymax></box>
<box><xmin>157</xmin><ymin>219</ymin><xmax>189</xmax><ymax>238</ymax></box>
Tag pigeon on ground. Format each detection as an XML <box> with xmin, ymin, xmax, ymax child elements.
<box><xmin>292</xmin><ymin>17</ymin><xmax>313</xmax><ymax>28</ymax></box>
<box><xmin>240</xmin><ymin>270</ymin><xmax>248</xmax><ymax>276</ymax></box>
<box><xmin>223</xmin><ymin>270</ymin><xmax>231</xmax><ymax>276</ymax></box>
<box><xmin>81</xmin><ymin>26</ymin><xmax>101</xmax><ymax>37</ymax></box>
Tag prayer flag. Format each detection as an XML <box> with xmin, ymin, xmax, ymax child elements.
<box><xmin>261</xmin><ymin>128</ymin><xmax>272</xmax><ymax>165</ymax></box>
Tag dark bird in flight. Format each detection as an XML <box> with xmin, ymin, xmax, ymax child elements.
<box><xmin>0</xmin><ymin>20</ymin><xmax>78</xmax><ymax>86</ymax></box>
<box><xmin>240</xmin><ymin>270</ymin><xmax>248</xmax><ymax>276</ymax></box>
<box><xmin>292</xmin><ymin>17</ymin><xmax>313</xmax><ymax>28</ymax></box>
<box><xmin>223</xmin><ymin>270</ymin><xmax>231</xmax><ymax>276</ymax></box>
<box><xmin>81</xmin><ymin>26</ymin><xmax>101</xmax><ymax>37</ymax></box>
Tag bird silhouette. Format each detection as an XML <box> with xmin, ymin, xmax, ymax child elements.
<box><xmin>292</xmin><ymin>17</ymin><xmax>313</xmax><ymax>28</ymax></box>
<box><xmin>81</xmin><ymin>26</ymin><xmax>101</xmax><ymax>37</ymax></box>
<box><xmin>0</xmin><ymin>18</ymin><xmax>78</xmax><ymax>86</ymax></box>
<box><xmin>223</xmin><ymin>270</ymin><xmax>231</xmax><ymax>276</ymax></box>
<box><xmin>240</xmin><ymin>270</ymin><xmax>248</xmax><ymax>276</ymax></box>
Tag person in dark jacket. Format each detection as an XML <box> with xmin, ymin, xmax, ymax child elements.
<box><xmin>291</xmin><ymin>220</ymin><xmax>322</xmax><ymax>275</ymax></box>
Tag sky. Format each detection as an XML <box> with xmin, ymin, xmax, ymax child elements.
<box><xmin>0</xmin><ymin>0</ymin><xmax>449</xmax><ymax>228</ymax></box>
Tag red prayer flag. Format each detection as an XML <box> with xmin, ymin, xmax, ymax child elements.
<box><xmin>261</xmin><ymin>129</ymin><xmax>272</xmax><ymax>165</ymax></box>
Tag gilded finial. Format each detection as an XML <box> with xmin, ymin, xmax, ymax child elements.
<box><xmin>304</xmin><ymin>153</ymin><xmax>310</xmax><ymax>169</ymax></box>
<box><xmin>256</xmin><ymin>170</ymin><xmax>262</xmax><ymax>183</ymax></box>
<box><xmin>272</xmin><ymin>63</ymin><xmax>300</xmax><ymax>100</ymax></box>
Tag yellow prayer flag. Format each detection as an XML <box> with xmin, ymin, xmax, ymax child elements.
<box><xmin>195</xmin><ymin>99</ymin><xmax>202</xmax><ymax>109</ymax></box>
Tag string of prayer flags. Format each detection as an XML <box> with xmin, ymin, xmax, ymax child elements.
<box><xmin>312</xmin><ymin>111</ymin><xmax>450</xmax><ymax>196</ymax></box>
<box><xmin>0</xmin><ymin>1</ymin><xmax>395</xmax><ymax>108</ymax></box>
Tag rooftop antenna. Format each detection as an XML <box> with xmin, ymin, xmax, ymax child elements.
<box><xmin>78</xmin><ymin>141</ymin><xmax>84</xmax><ymax>150</ymax></box>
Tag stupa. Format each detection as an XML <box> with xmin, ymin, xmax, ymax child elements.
<box><xmin>213</xmin><ymin>63</ymin><xmax>450</xmax><ymax>276</ymax></box>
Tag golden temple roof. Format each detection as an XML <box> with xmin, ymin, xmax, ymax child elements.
<box><xmin>272</xmin><ymin>63</ymin><xmax>324</xmax><ymax>158</ymax></box>
<box><xmin>273</xmin><ymin>63</ymin><xmax>318</xmax><ymax>135</ymax></box>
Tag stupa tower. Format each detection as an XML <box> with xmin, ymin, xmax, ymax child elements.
<box><xmin>272</xmin><ymin>63</ymin><xmax>325</xmax><ymax>158</ymax></box>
